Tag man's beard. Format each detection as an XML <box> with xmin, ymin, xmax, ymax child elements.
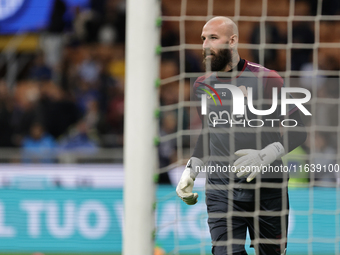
<box><xmin>203</xmin><ymin>48</ymin><xmax>232</xmax><ymax>72</ymax></box>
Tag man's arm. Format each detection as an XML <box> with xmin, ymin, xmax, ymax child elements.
<box><xmin>176</xmin><ymin>80</ymin><xmax>208</xmax><ymax>205</ymax></box>
<box><xmin>176</xmin><ymin>124</ymin><xmax>207</xmax><ymax>205</ymax></box>
<box><xmin>192</xmin><ymin>117</ymin><xmax>210</xmax><ymax>160</ymax></box>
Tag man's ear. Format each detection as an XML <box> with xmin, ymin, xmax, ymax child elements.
<box><xmin>229</xmin><ymin>34</ymin><xmax>238</xmax><ymax>48</ymax></box>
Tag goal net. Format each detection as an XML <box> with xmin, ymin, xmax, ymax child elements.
<box><xmin>155</xmin><ymin>0</ymin><xmax>340</xmax><ymax>254</ymax></box>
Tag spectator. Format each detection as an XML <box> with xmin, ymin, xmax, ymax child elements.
<box><xmin>29</xmin><ymin>51</ymin><xmax>53</xmax><ymax>81</ymax></box>
<box><xmin>59</xmin><ymin>120</ymin><xmax>98</xmax><ymax>153</ymax></box>
<box><xmin>75</xmin><ymin>78</ymin><xmax>100</xmax><ymax>115</ymax></box>
<box><xmin>11</xmin><ymin>81</ymin><xmax>41</xmax><ymax>145</ymax></box>
<box><xmin>38</xmin><ymin>80</ymin><xmax>79</xmax><ymax>138</ymax></box>
<box><xmin>42</xmin><ymin>0</ymin><xmax>67</xmax><ymax>68</ymax></box>
<box><xmin>22</xmin><ymin>123</ymin><xmax>56</xmax><ymax>163</ymax></box>
<box><xmin>80</xmin><ymin>0</ymin><xmax>126</xmax><ymax>44</ymax></box>
<box><xmin>98</xmin><ymin>0</ymin><xmax>126</xmax><ymax>44</ymax></box>
<box><xmin>84</xmin><ymin>100</ymin><xmax>100</xmax><ymax>130</ymax></box>
<box><xmin>72</xmin><ymin>8</ymin><xmax>101</xmax><ymax>44</ymax></box>
<box><xmin>0</xmin><ymin>81</ymin><xmax>14</xmax><ymax>147</ymax></box>
<box><xmin>74</xmin><ymin>52</ymin><xmax>101</xmax><ymax>114</ymax></box>
<box><xmin>106</xmin><ymin>85</ymin><xmax>124</xmax><ymax>147</ymax></box>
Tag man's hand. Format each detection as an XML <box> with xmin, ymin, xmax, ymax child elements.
<box><xmin>233</xmin><ymin>142</ymin><xmax>285</xmax><ymax>182</ymax></box>
<box><xmin>176</xmin><ymin>157</ymin><xmax>204</xmax><ymax>205</ymax></box>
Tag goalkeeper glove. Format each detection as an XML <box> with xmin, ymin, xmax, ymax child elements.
<box><xmin>176</xmin><ymin>157</ymin><xmax>204</xmax><ymax>205</ymax></box>
<box><xmin>233</xmin><ymin>142</ymin><xmax>285</xmax><ymax>182</ymax></box>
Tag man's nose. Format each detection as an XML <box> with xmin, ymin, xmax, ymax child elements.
<box><xmin>203</xmin><ymin>39</ymin><xmax>210</xmax><ymax>50</ymax></box>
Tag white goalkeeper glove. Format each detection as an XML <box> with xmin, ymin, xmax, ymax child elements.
<box><xmin>176</xmin><ymin>157</ymin><xmax>204</xmax><ymax>205</ymax></box>
<box><xmin>233</xmin><ymin>142</ymin><xmax>285</xmax><ymax>182</ymax></box>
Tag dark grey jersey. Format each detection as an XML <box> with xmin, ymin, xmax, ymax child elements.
<box><xmin>193</xmin><ymin>59</ymin><xmax>298</xmax><ymax>201</ymax></box>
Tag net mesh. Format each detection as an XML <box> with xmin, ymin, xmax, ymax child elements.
<box><xmin>156</xmin><ymin>0</ymin><xmax>340</xmax><ymax>254</ymax></box>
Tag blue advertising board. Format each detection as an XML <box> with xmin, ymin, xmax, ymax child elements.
<box><xmin>0</xmin><ymin>186</ymin><xmax>338</xmax><ymax>254</ymax></box>
<box><xmin>0</xmin><ymin>0</ymin><xmax>89</xmax><ymax>34</ymax></box>
<box><xmin>0</xmin><ymin>188</ymin><xmax>123</xmax><ymax>252</ymax></box>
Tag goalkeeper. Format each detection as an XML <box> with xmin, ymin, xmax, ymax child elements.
<box><xmin>176</xmin><ymin>17</ymin><xmax>307</xmax><ymax>255</ymax></box>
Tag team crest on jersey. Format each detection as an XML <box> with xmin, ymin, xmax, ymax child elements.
<box><xmin>206</xmin><ymin>93</ymin><xmax>215</xmax><ymax>100</ymax></box>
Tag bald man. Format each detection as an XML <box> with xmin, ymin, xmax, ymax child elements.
<box><xmin>202</xmin><ymin>17</ymin><xmax>240</xmax><ymax>72</ymax></box>
<box><xmin>176</xmin><ymin>17</ymin><xmax>307</xmax><ymax>255</ymax></box>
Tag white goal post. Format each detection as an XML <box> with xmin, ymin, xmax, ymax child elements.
<box><xmin>123</xmin><ymin>0</ymin><xmax>161</xmax><ymax>254</ymax></box>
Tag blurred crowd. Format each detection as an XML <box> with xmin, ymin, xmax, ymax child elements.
<box><xmin>0</xmin><ymin>0</ymin><xmax>340</xmax><ymax>183</ymax></box>
<box><xmin>0</xmin><ymin>0</ymin><xmax>127</xmax><ymax>161</ymax></box>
